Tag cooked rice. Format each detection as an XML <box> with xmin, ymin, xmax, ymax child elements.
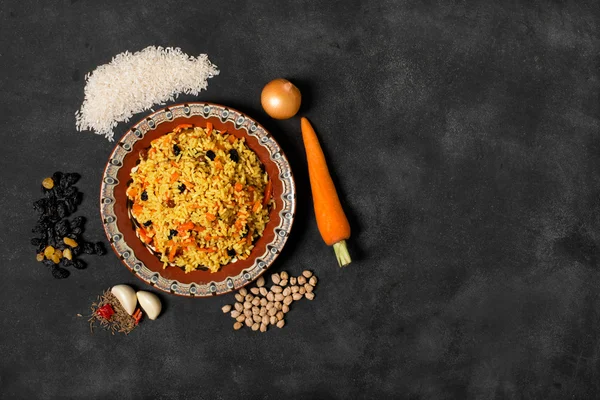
<box><xmin>127</xmin><ymin>125</ymin><xmax>271</xmax><ymax>273</ymax></box>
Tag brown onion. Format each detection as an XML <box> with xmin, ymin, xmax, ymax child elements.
<box><xmin>261</xmin><ymin>78</ymin><xmax>301</xmax><ymax>120</ymax></box>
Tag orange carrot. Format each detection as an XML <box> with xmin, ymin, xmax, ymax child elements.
<box><xmin>228</xmin><ymin>135</ymin><xmax>236</xmax><ymax>144</ymax></box>
<box><xmin>170</xmin><ymin>172</ymin><xmax>180</xmax><ymax>184</ymax></box>
<box><xmin>300</xmin><ymin>117</ymin><xmax>351</xmax><ymax>267</ymax></box>
<box><xmin>246</xmin><ymin>229</ymin><xmax>254</xmax><ymax>245</ymax></box>
<box><xmin>252</xmin><ymin>201</ymin><xmax>262</xmax><ymax>213</ymax></box>
<box><xmin>206</xmin><ymin>122</ymin><xmax>213</xmax><ymax>134</ymax></box>
<box><xmin>132</xmin><ymin>203</ymin><xmax>144</xmax><ymax>217</ymax></box>
<box><xmin>262</xmin><ymin>179</ymin><xmax>272</xmax><ymax>206</ymax></box>
<box><xmin>234</xmin><ymin>182</ymin><xmax>243</xmax><ymax>192</ymax></box>
<box><xmin>205</xmin><ymin>213</ymin><xmax>216</xmax><ymax>222</ymax></box>
<box><xmin>192</xmin><ymin>225</ymin><xmax>206</xmax><ymax>232</ymax></box>
<box><xmin>126</xmin><ymin>187</ymin><xmax>138</xmax><ymax>199</ymax></box>
<box><xmin>174</xmin><ymin>124</ymin><xmax>193</xmax><ymax>134</ymax></box>
<box><xmin>137</xmin><ymin>228</ymin><xmax>152</xmax><ymax>244</ymax></box>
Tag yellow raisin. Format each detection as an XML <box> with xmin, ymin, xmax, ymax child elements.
<box><xmin>63</xmin><ymin>248</ymin><xmax>72</xmax><ymax>260</ymax></box>
<box><xmin>44</xmin><ymin>246</ymin><xmax>55</xmax><ymax>258</ymax></box>
<box><xmin>54</xmin><ymin>249</ymin><xmax>62</xmax><ymax>259</ymax></box>
<box><xmin>36</xmin><ymin>253</ymin><xmax>44</xmax><ymax>262</ymax></box>
<box><xmin>51</xmin><ymin>254</ymin><xmax>60</xmax><ymax>264</ymax></box>
<box><xmin>63</xmin><ymin>237</ymin><xmax>78</xmax><ymax>247</ymax></box>
<box><xmin>42</xmin><ymin>177</ymin><xmax>54</xmax><ymax>189</ymax></box>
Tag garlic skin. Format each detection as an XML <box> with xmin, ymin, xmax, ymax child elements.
<box><xmin>136</xmin><ymin>291</ymin><xmax>162</xmax><ymax>320</ymax></box>
<box><xmin>111</xmin><ymin>285</ymin><xmax>137</xmax><ymax>315</ymax></box>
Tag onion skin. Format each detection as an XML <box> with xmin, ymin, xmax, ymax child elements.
<box><xmin>261</xmin><ymin>79</ymin><xmax>301</xmax><ymax>120</ymax></box>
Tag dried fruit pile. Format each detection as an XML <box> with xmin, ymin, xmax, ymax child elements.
<box><xmin>222</xmin><ymin>270</ymin><xmax>317</xmax><ymax>332</ymax></box>
<box><xmin>30</xmin><ymin>172</ymin><xmax>106</xmax><ymax>279</ymax></box>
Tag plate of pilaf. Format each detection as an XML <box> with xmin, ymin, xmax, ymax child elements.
<box><xmin>100</xmin><ymin>103</ymin><xmax>296</xmax><ymax>297</ymax></box>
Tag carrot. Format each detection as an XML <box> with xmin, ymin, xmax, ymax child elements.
<box><xmin>246</xmin><ymin>229</ymin><xmax>254</xmax><ymax>245</ymax></box>
<box><xmin>228</xmin><ymin>135</ymin><xmax>236</xmax><ymax>144</ymax></box>
<box><xmin>252</xmin><ymin>201</ymin><xmax>262</xmax><ymax>213</ymax></box>
<box><xmin>132</xmin><ymin>203</ymin><xmax>144</xmax><ymax>217</ymax></box>
<box><xmin>137</xmin><ymin>228</ymin><xmax>152</xmax><ymax>244</ymax></box>
<box><xmin>206</xmin><ymin>122</ymin><xmax>213</xmax><ymax>134</ymax></box>
<box><xmin>205</xmin><ymin>213</ymin><xmax>216</xmax><ymax>222</ymax></box>
<box><xmin>174</xmin><ymin>123</ymin><xmax>193</xmax><ymax>134</ymax></box>
<box><xmin>234</xmin><ymin>182</ymin><xmax>243</xmax><ymax>192</ymax></box>
<box><xmin>177</xmin><ymin>222</ymin><xmax>194</xmax><ymax>235</ymax></box>
<box><xmin>300</xmin><ymin>117</ymin><xmax>351</xmax><ymax>267</ymax></box>
<box><xmin>126</xmin><ymin>186</ymin><xmax>138</xmax><ymax>199</ymax></box>
<box><xmin>170</xmin><ymin>172</ymin><xmax>180</xmax><ymax>184</ymax></box>
<box><xmin>192</xmin><ymin>224</ymin><xmax>205</xmax><ymax>232</ymax></box>
<box><xmin>262</xmin><ymin>179</ymin><xmax>272</xmax><ymax>206</ymax></box>
<box><xmin>167</xmin><ymin>246</ymin><xmax>177</xmax><ymax>262</ymax></box>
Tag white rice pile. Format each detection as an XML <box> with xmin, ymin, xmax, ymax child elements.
<box><xmin>75</xmin><ymin>46</ymin><xmax>219</xmax><ymax>141</ymax></box>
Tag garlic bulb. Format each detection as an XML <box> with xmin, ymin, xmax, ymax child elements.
<box><xmin>111</xmin><ymin>285</ymin><xmax>137</xmax><ymax>315</ymax></box>
<box><xmin>136</xmin><ymin>291</ymin><xmax>162</xmax><ymax>320</ymax></box>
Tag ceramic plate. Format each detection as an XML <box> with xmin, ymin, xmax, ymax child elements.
<box><xmin>100</xmin><ymin>103</ymin><xmax>296</xmax><ymax>297</ymax></box>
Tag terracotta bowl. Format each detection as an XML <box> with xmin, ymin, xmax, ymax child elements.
<box><xmin>100</xmin><ymin>103</ymin><xmax>296</xmax><ymax>297</ymax></box>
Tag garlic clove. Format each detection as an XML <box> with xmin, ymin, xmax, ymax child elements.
<box><xmin>136</xmin><ymin>291</ymin><xmax>162</xmax><ymax>320</ymax></box>
<box><xmin>111</xmin><ymin>285</ymin><xmax>137</xmax><ymax>315</ymax></box>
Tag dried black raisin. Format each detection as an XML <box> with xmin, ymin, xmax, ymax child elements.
<box><xmin>57</xmin><ymin>203</ymin><xmax>67</xmax><ymax>219</ymax></box>
<box><xmin>227</xmin><ymin>249</ymin><xmax>236</xmax><ymax>256</ymax></box>
<box><xmin>72</xmin><ymin>246</ymin><xmax>82</xmax><ymax>256</ymax></box>
<box><xmin>229</xmin><ymin>149</ymin><xmax>239</xmax><ymax>162</ymax></box>
<box><xmin>82</xmin><ymin>242</ymin><xmax>95</xmax><ymax>254</ymax></box>
<box><xmin>62</xmin><ymin>173</ymin><xmax>80</xmax><ymax>187</ymax></box>
<box><xmin>141</xmin><ymin>191</ymin><xmax>148</xmax><ymax>201</ymax></box>
<box><xmin>51</xmin><ymin>266</ymin><xmax>70</xmax><ymax>279</ymax></box>
<box><xmin>71</xmin><ymin>216</ymin><xmax>85</xmax><ymax>228</ymax></box>
<box><xmin>30</xmin><ymin>237</ymin><xmax>42</xmax><ymax>246</ymax></box>
<box><xmin>63</xmin><ymin>186</ymin><xmax>77</xmax><ymax>199</ymax></box>
<box><xmin>73</xmin><ymin>260</ymin><xmax>86</xmax><ymax>270</ymax></box>
<box><xmin>33</xmin><ymin>198</ymin><xmax>48</xmax><ymax>213</ymax></box>
<box><xmin>55</xmin><ymin>220</ymin><xmax>70</xmax><ymax>237</ymax></box>
<box><xmin>206</xmin><ymin>150</ymin><xmax>215</xmax><ymax>160</ymax></box>
<box><xmin>94</xmin><ymin>242</ymin><xmax>106</xmax><ymax>256</ymax></box>
<box><xmin>71</xmin><ymin>227</ymin><xmax>82</xmax><ymax>236</ymax></box>
<box><xmin>143</xmin><ymin>220</ymin><xmax>152</xmax><ymax>227</ymax></box>
<box><xmin>178</xmin><ymin>183</ymin><xmax>186</xmax><ymax>193</ymax></box>
<box><xmin>61</xmin><ymin>259</ymin><xmax>75</xmax><ymax>268</ymax></box>
<box><xmin>52</xmin><ymin>172</ymin><xmax>63</xmax><ymax>185</ymax></box>
<box><xmin>173</xmin><ymin>144</ymin><xmax>181</xmax><ymax>156</ymax></box>
<box><xmin>168</xmin><ymin>229</ymin><xmax>178</xmax><ymax>240</ymax></box>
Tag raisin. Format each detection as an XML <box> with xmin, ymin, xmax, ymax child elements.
<box><xmin>42</xmin><ymin>177</ymin><xmax>55</xmax><ymax>189</ymax></box>
<box><xmin>83</xmin><ymin>242</ymin><xmax>95</xmax><ymax>255</ymax></box>
<box><xmin>229</xmin><ymin>149</ymin><xmax>239</xmax><ymax>162</ymax></box>
<box><xmin>206</xmin><ymin>150</ymin><xmax>216</xmax><ymax>160</ymax></box>
<box><xmin>63</xmin><ymin>173</ymin><xmax>80</xmax><ymax>187</ymax></box>
<box><xmin>55</xmin><ymin>220</ymin><xmax>70</xmax><ymax>237</ymax></box>
<box><xmin>71</xmin><ymin>216</ymin><xmax>85</xmax><ymax>228</ymax></box>
<box><xmin>42</xmin><ymin>259</ymin><xmax>55</xmax><ymax>267</ymax></box>
<box><xmin>61</xmin><ymin>259</ymin><xmax>75</xmax><ymax>268</ymax></box>
<box><xmin>74</xmin><ymin>259</ymin><xmax>86</xmax><ymax>270</ymax></box>
<box><xmin>94</xmin><ymin>242</ymin><xmax>106</xmax><ymax>256</ymax></box>
<box><xmin>52</xmin><ymin>266</ymin><xmax>70</xmax><ymax>279</ymax></box>
<box><xmin>30</xmin><ymin>237</ymin><xmax>42</xmax><ymax>246</ymax></box>
<box><xmin>33</xmin><ymin>198</ymin><xmax>48</xmax><ymax>214</ymax></box>
<box><xmin>167</xmin><ymin>199</ymin><xmax>175</xmax><ymax>208</ymax></box>
<box><xmin>71</xmin><ymin>227</ymin><xmax>82</xmax><ymax>236</ymax></box>
<box><xmin>63</xmin><ymin>186</ymin><xmax>77</xmax><ymax>199</ymax></box>
<box><xmin>141</xmin><ymin>191</ymin><xmax>148</xmax><ymax>201</ymax></box>
<box><xmin>227</xmin><ymin>249</ymin><xmax>236</xmax><ymax>257</ymax></box>
<box><xmin>52</xmin><ymin>172</ymin><xmax>63</xmax><ymax>184</ymax></box>
<box><xmin>36</xmin><ymin>243</ymin><xmax>46</xmax><ymax>253</ymax></box>
<box><xmin>168</xmin><ymin>229</ymin><xmax>178</xmax><ymax>240</ymax></box>
<box><xmin>57</xmin><ymin>203</ymin><xmax>67</xmax><ymax>219</ymax></box>
<box><xmin>178</xmin><ymin>183</ymin><xmax>186</xmax><ymax>193</ymax></box>
<box><xmin>173</xmin><ymin>144</ymin><xmax>181</xmax><ymax>156</ymax></box>
<box><xmin>143</xmin><ymin>220</ymin><xmax>152</xmax><ymax>227</ymax></box>
<box><xmin>72</xmin><ymin>246</ymin><xmax>82</xmax><ymax>256</ymax></box>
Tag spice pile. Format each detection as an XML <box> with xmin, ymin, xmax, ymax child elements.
<box><xmin>222</xmin><ymin>270</ymin><xmax>317</xmax><ymax>332</ymax></box>
<box><xmin>88</xmin><ymin>285</ymin><xmax>162</xmax><ymax>335</ymax></box>
<box><xmin>88</xmin><ymin>289</ymin><xmax>138</xmax><ymax>335</ymax></box>
<box><xmin>30</xmin><ymin>172</ymin><xmax>106</xmax><ymax>279</ymax></box>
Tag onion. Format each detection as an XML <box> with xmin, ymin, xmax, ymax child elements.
<box><xmin>261</xmin><ymin>78</ymin><xmax>301</xmax><ymax>120</ymax></box>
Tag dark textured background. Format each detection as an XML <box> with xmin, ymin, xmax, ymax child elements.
<box><xmin>1</xmin><ymin>0</ymin><xmax>599</xmax><ymax>399</ymax></box>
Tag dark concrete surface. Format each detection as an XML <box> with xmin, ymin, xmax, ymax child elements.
<box><xmin>1</xmin><ymin>0</ymin><xmax>600</xmax><ymax>398</ymax></box>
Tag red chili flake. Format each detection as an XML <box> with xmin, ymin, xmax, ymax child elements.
<box><xmin>96</xmin><ymin>304</ymin><xmax>115</xmax><ymax>320</ymax></box>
